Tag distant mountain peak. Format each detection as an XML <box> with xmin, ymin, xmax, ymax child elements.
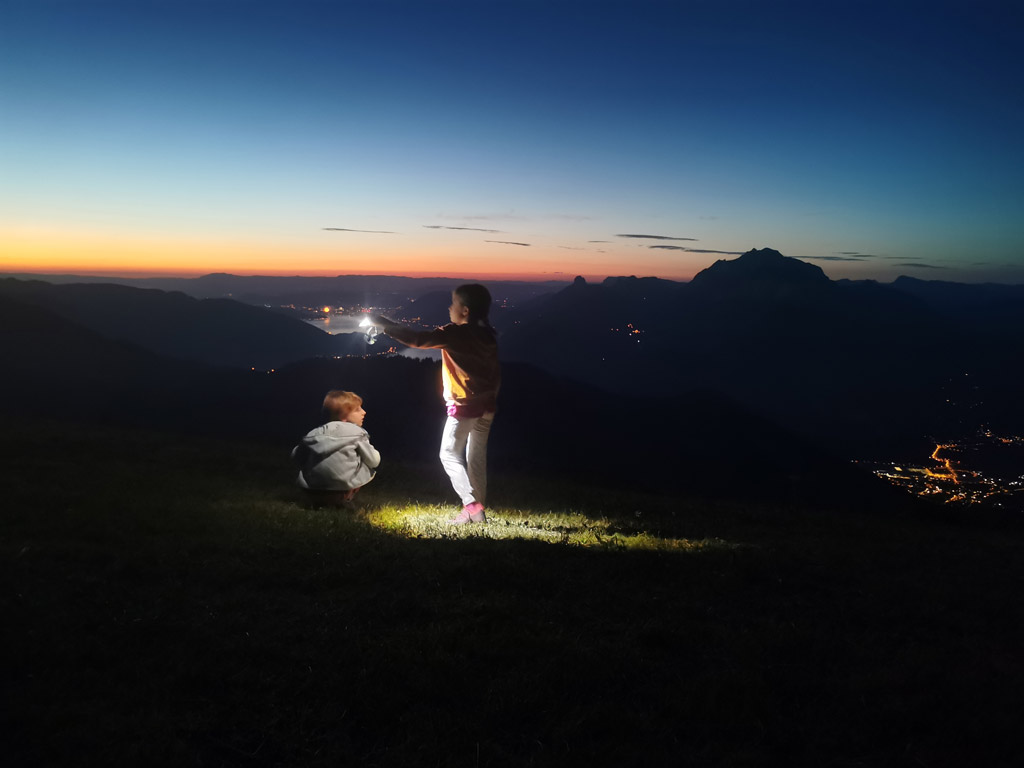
<box><xmin>737</xmin><ymin>247</ymin><xmax>787</xmax><ymax>262</ymax></box>
<box><xmin>689</xmin><ymin>247</ymin><xmax>829</xmax><ymax>291</ymax></box>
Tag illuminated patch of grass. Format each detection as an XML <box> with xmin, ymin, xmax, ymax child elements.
<box><xmin>367</xmin><ymin>502</ymin><xmax>736</xmax><ymax>552</ymax></box>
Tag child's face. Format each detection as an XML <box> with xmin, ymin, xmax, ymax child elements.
<box><xmin>449</xmin><ymin>293</ymin><xmax>470</xmax><ymax>325</ymax></box>
<box><xmin>344</xmin><ymin>406</ymin><xmax>366</xmax><ymax>427</ymax></box>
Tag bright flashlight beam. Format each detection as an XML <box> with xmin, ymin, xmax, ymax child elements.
<box><xmin>359</xmin><ymin>316</ymin><xmax>372</xmax><ymax>327</ymax></box>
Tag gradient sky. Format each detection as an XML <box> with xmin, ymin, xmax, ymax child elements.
<box><xmin>2</xmin><ymin>0</ymin><xmax>1022</xmax><ymax>283</ymax></box>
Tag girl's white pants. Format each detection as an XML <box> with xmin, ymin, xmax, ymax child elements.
<box><xmin>439</xmin><ymin>412</ymin><xmax>494</xmax><ymax>506</ymax></box>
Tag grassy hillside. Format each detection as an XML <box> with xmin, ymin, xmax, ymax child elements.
<box><xmin>2</xmin><ymin>419</ymin><xmax>1022</xmax><ymax>766</ymax></box>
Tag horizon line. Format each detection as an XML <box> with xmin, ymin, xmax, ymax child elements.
<box><xmin>3</xmin><ymin>265</ymin><xmax>1022</xmax><ymax>287</ymax></box>
<box><xmin>0</xmin><ymin>268</ymin><xmax>673</xmax><ymax>283</ymax></box>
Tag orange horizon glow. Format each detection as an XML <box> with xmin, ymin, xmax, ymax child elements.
<box><xmin>1</xmin><ymin>227</ymin><xmax>704</xmax><ymax>283</ymax></box>
<box><xmin>0</xmin><ymin>262</ymin><xmax>638</xmax><ymax>283</ymax></box>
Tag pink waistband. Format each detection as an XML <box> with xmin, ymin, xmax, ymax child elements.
<box><xmin>447</xmin><ymin>402</ymin><xmax>491</xmax><ymax>418</ymax></box>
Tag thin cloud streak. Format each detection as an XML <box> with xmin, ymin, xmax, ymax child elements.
<box><xmin>814</xmin><ymin>252</ymin><xmax>894</xmax><ymax>261</ymax></box>
<box><xmin>684</xmin><ymin>248</ymin><xmax>745</xmax><ymax>255</ymax></box>
<box><xmin>616</xmin><ymin>234</ymin><xmax>699</xmax><ymax>241</ymax></box>
<box><xmin>649</xmin><ymin>246</ymin><xmax>743</xmax><ymax>254</ymax></box>
<box><xmin>486</xmin><ymin>240</ymin><xmax>531</xmax><ymax>247</ymax></box>
<box><xmin>806</xmin><ymin>255</ymin><xmax>868</xmax><ymax>262</ymax></box>
<box><xmin>323</xmin><ymin>227</ymin><xmax>396</xmax><ymax>234</ymax></box>
<box><xmin>423</xmin><ymin>225</ymin><xmax>501</xmax><ymax>233</ymax></box>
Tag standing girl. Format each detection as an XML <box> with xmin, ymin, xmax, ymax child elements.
<box><xmin>372</xmin><ymin>284</ymin><xmax>500</xmax><ymax>523</ymax></box>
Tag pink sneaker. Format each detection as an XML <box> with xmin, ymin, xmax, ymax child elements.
<box><xmin>449</xmin><ymin>502</ymin><xmax>486</xmax><ymax>524</ymax></box>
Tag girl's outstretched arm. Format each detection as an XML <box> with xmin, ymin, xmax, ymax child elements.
<box><xmin>370</xmin><ymin>314</ymin><xmax>451</xmax><ymax>350</ymax></box>
<box><xmin>369</xmin><ymin>313</ymin><xmax>396</xmax><ymax>329</ymax></box>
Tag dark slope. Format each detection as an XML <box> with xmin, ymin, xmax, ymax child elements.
<box><xmin>0</xmin><ymin>293</ymin><xmax>214</xmax><ymax>424</ymax></box>
<box><xmin>0</xmin><ymin>278</ymin><xmax>364</xmax><ymax>370</ymax></box>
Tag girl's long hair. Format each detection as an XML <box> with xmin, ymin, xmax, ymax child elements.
<box><xmin>454</xmin><ymin>283</ymin><xmax>496</xmax><ymax>336</ymax></box>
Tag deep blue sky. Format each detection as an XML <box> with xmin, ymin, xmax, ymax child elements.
<box><xmin>2</xmin><ymin>0</ymin><xmax>1022</xmax><ymax>282</ymax></box>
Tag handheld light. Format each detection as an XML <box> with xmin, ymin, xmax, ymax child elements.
<box><xmin>359</xmin><ymin>315</ymin><xmax>378</xmax><ymax>345</ymax></box>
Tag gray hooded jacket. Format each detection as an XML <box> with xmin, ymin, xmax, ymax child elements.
<box><xmin>291</xmin><ymin>421</ymin><xmax>381</xmax><ymax>491</ymax></box>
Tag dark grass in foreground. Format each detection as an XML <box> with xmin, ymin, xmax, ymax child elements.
<box><xmin>2</xmin><ymin>421</ymin><xmax>1022</xmax><ymax>767</ymax></box>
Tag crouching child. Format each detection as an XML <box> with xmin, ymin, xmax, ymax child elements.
<box><xmin>291</xmin><ymin>390</ymin><xmax>381</xmax><ymax>507</ymax></box>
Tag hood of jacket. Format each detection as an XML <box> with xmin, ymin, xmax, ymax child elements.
<box><xmin>298</xmin><ymin>421</ymin><xmax>368</xmax><ymax>459</ymax></box>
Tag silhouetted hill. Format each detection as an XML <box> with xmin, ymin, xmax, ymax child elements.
<box><xmin>500</xmin><ymin>248</ymin><xmax>1024</xmax><ymax>452</ymax></box>
<box><xmin>886</xmin><ymin>276</ymin><xmax>1024</xmax><ymax>353</ymax></box>
<box><xmin>689</xmin><ymin>246</ymin><xmax>830</xmax><ymax>297</ymax></box>
<box><xmin>884</xmin><ymin>276</ymin><xmax>1024</xmax><ymax>437</ymax></box>
<box><xmin>889</xmin><ymin>275</ymin><xmax>1024</xmax><ymax>313</ymax></box>
<box><xmin>0</xmin><ymin>278</ymin><xmax>365</xmax><ymax>370</ymax></box>
<box><xmin>0</xmin><ymin>294</ymin><xmax>214</xmax><ymax>424</ymax></box>
<box><xmin>401</xmin><ymin>289</ymin><xmax>450</xmax><ymax>323</ymax></box>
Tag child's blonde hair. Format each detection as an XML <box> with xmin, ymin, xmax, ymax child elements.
<box><xmin>322</xmin><ymin>390</ymin><xmax>362</xmax><ymax>422</ymax></box>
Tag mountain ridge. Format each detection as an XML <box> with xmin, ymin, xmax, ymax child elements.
<box><xmin>498</xmin><ymin>248</ymin><xmax>1024</xmax><ymax>452</ymax></box>
<box><xmin>689</xmin><ymin>246</ymin><xmax>830</xmax><ymax>294</ymax></box>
